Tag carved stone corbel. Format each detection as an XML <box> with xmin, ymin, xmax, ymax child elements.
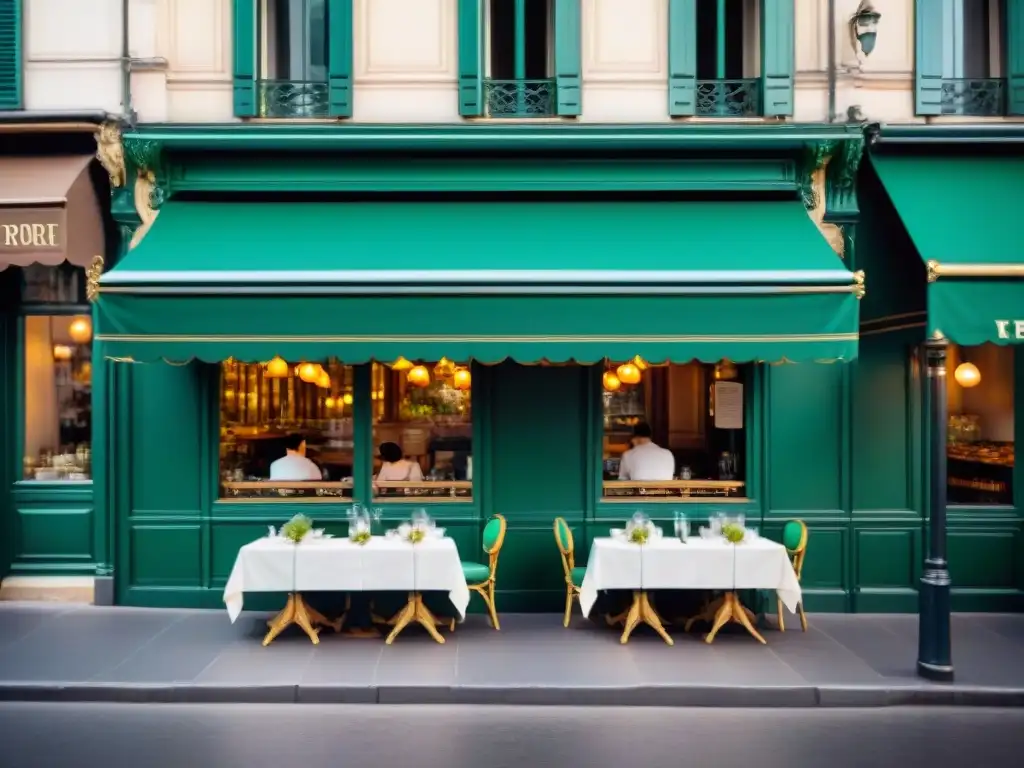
<box><xmin>85</xmin><ymin>255</ymin><xmax>105</xmax><ymax>303</ymax></box>
<box><xmin>122</xmin><ymin>138</ymin><xmax>167</xmax><ymax>251</ymax></box>
<box><xmin>799</xmin><ymin>142</ymin><xmax>845</xmax><ymax>257</ymax></box>
<box><xmin>96</xmin><ymin>122</ymin><xmax>126</xmax><ymax>189</ymax></box>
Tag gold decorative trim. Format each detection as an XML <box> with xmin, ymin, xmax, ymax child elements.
<box><xmin>932</xmin><ymin>329</ymin><xmax>946</xmax><ymax>340</ymax></box>
<box><xmin>129</xmin><ymin>170</ymin><xmax>160</xmax><ymax>251</ymax></box>
<box><xmin>85</xmin><ymin>255</ymin><xmax>104</xmax><ymax>303</ymax></box>
<box><xmin>806</xmin><ymin>162</ymin><xmax>846</xmax><ymax>257</ymax></box>
<box><xmin>853</xmin><ymin>270</ymin><xmax>866</xmax><ymax>299</ymax></box>
<box><xmin>95</xmin><ymin>122</ymin><xmax>126</xmax><ymax>188</ymax></box>
<box><xmin>96</xmin><ymin>332</ymin><xmax>860</xmax><ymax>344</ymax></box>
<box><xmin>928</xmin><ymin>262</ymin><xmax>1024</xmax><ymax>280</ymax></box>
<box><xmin>927</xmin><ymin>260</ymin><xmax>940</xmax><ymax>282</ymax></box>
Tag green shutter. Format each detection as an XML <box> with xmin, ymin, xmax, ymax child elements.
<box><xmin>554</xmin><ymin>0</ymin><xmax>581</xmax><ymax>116</ymax></box>
<box><xmin>327</xmin><ymin>0</ymin><xmax>352</xmax><ymax>117</ymax></box>
<box><xmin>1007</xmin><ymin>0</ymin><xmax>1024</xmax><ymax>114</ymax></box>
<box><xmin>914</xmin><ymin>0</ymin><xmax>950</xmax><ymax>115</ymax></box>
<box><xmin>760</xmin><ymin>0</ymin><xmax>794</xmax><ymax>116</ymax></box>
<box><xmin>668</xmin><ymin>0</ymin><xmax>697</xmax><ymax>116</ymax></box>
<box><xmin>0</xmin><ymin>0</ymin><xmax>22</xmax><ymax>111</ymax></box>
<box><xmin>232</xmin><ymin>0</ymin><xmax>256</xmax><ymax>117</ymax></box>
<box><xmin>458</xmin><ymin>0</ymin><xmax>483</xmax><ymax>116</ymax></box>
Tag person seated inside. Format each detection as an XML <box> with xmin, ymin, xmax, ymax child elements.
<box><xmin>618</xmin><ymin>422</ymin><xmax>675</xmax><ymax>482</ymax></box>
<box><xmin>375</xmin><ymin>441</ymin><xmax>425</xmax><ymax>482</ymax></box>
<box><xmin>269</xmin><ymin>433</ymin><xmax>323</xmax><ymax>481</ymax></box>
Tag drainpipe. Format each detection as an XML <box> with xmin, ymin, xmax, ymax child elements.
<box><xmin>827</xmin><ymin>0</ymin><xmax>837</xmax><ymax>123</ymax></box>
<box><xmin>121</xmin><ymin>0</ymin><xmax>136</xmax><ymax>123</ymax></box>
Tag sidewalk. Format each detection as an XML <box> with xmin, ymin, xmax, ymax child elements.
<box><xmin>1</xmin><ymin>602</ymin><xmax>1022</xmax><ymax>707</ymax></box>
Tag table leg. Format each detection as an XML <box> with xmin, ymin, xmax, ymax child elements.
<box><xmin>263</xmin><ymin>593</ymin><xmax>321</xmax><ymax>646</ymax></box>
<box><xmin>385</xmin><ymin>592</ymin><xmax>446</xmax><ymax>645</ymax></box>
<box><xmin>703</xmin><ymin>592</ymin><xmax>766</xmax><ymax>645</ymax></box>
<box><xmin>619</xmin><ymin>591</ymin><xmax>673</xmax><ymax>646</ymax></box>
<box><xmin>684</xmin><ymin>594</ymin><xmax>726</xmax><ymax>632</ymax></box>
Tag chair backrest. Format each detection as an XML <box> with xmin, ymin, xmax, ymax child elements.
<box><xmin>782</xmin><ymin>519</ymin><xmax>808</xmax><ymax>579</ymax></box>
<box><xmin>482</xmin><ymin>514</ymin><xmax>507</xmax><ymax>576</ymax></box>
<box><xmin>553</xmin><ymin>517</ymin><xmax>575</xmax><ymax>580</ymax></box>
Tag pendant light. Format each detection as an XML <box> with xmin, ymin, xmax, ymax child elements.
<box><xmin>317</xmin><ymin>369</ymin><xmax>331</xmax><ymax>389</ymax></box>
<box><xmin>297</xmin><ymin>363</ymin><xmax>320</xmax><ymax>383</ymax></box>
<box><xmin>68</xmin><ymin>315</ymin><xmax>92</xmax><ymax>344</ymax></box>
<box><xmin>264</xmin><ymin>356</ymin><xmax>289</xmax><ymax>378</ymax></box>
<box><xmin>954</xmin><ymin>362</ymin><xmax>981</xmax><ymax>388</ymax></box>
<box><xmin>407</xmin><ymin>365</ymin><xmax>431</xmax><ymax>388</ymax></box>
<box><xmin>602</xmin><ymin>370</ymin><xmax>622</xmax><ymax>392</ymax></box>
<box><xmin>391</xmin><ymin>357</ymin><xmax>413</xmax><ymax>371</ymax></box>
<box><xmin>434</xmin><ymin>357</ymin><xmax>456</xmax><ymax>378</ymax></box>
<box><xmin>616</xmin><ymin>362</ymin><xmax>641</xmax><ymax>385</ymax></box>
<box><xmin>453</xmin><ymin>367</ymin><xmax>472</xmax><ymax>391</ymax></box>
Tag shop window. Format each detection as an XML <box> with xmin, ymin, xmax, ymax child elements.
<box><xmin>258</xmin><ymin>0</ymin><xmax>330</xmax><ymax>118</ymax></box>
<box><xmin>218</xmin><ymin>358</ymin><xmax>355</xmax><ymax>500</ymax></box>
<box><xmin>695</xmin><ymin>0</ymin><xmax>761</xmax><ymax>116</ymax></box>
<box><xmin>601</xmin><ymin>360</ymin><xmax>748</xmax><ymax>501</ymax></box>
<box><xmin>22</xmin><ymin>315</ymin><xmax>93</xmax><ymax>481</ymax></box>
<box><xmin>947</xmin><ymin>344</ymin><xmax>1014</xmax><ymax>506</ymax></box>
<box><xmin>18</xmin><ymin>263</ymin><xmax>85</xmax><ymax>305</ymax></box>
<box><xmin>371</xmin><ymin>360</ymin><xmax>473</xmax><ymax>503</ymax></box>
<box><xmin>486</xmin><ymin>0</ymin><xmax>555</xmax><ymax>117</ymax></box>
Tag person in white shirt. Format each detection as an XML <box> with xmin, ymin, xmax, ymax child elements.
<box><xmin>375</xmin><ymin>441</ymin><xmax>425</xmax><ymax>483</ymax></box>
<box><xmin>269</xmin><ymin>434</ymin><xmax>323</xmax><ymax>481</ymax></box>
<box><xmin>618</xmin><ymin>422</ymin><xmax>676</xmax><ymax>481</ymax></box>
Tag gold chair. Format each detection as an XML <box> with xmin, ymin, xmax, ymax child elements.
<box><xmin>553</xmin><ymin>517</ymin><xmax>586</xmax><ymax>627</ymax></box>
<box><xmin>461</xmin><ymin>514</ymin><xmax>507</xmax><ymax>630</ymax></box>
<box><xmin>779</xmin><ymin>519</ymin><xmax>808</xmax><ymax>632</ymax></box>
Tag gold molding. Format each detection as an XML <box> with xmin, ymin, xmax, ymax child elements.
<box><xmin>95</xmin><ymin>122</ymin><xmax>126</xmax><ymax>189</ymax></box>
<box><xmin>85</xmin><ymin>255</ymin><xmax>104</xmax><ymax>303</ymax></box>
<box><xmin>852</xmin><ymin>270</ymin><xmax>865</xmax><ymax>299</ymax></box>
<box><xmin>95</xmin><ymin>332</ymin><xmax>860</xmax><ymax>344</ymax></box>
<box><xmin>806</xmin><ymin>162</ymin><xmax>845</xmax><ymax>257</ymax></box>
<box><xmin>129</xmin><ymin>170</ymin><xmax>160</xmax><ymax>251</ymax></box>
<box><xmin>928</xmin><ymin>261</ymin><xmax>1024</xmax><ymax>280</ymax></box>
<box><xmin>927</xmin><ymin>260</ymin><xmax>940</xmax><ymax>282</ymax></box>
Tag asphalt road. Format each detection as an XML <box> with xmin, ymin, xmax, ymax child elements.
<box><xmin>0</xmin><ymin>703</ymin><xmax>1022</xmax><ymax>768</ymax></box>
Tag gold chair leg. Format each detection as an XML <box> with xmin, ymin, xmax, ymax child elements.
<box><xmin>563</xmin><ymin>588</ymin><xmax>574</xmax><ymax>628</ymax></box>
<box><xmin>485</xmin><ymin>583</ymin><xmax>500</xmax><ymax>630</ymax></box>
<box><xmin>777</xmin><ymin>600</ymin><xmax>785</xmax><ymax>632</ymax></box>
<box><xmin>798</xmin><ymin>603</ymin><xmax>808</xmax><ymax>632</ymax></box>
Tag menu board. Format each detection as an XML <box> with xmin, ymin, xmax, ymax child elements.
<box><xmin>713</xmin><ymin>381</ymin><xmax>744</xmax><ymax>429</ymax></box>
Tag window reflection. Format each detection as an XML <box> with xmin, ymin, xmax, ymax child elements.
<box><xmin>23</xmin><ymin>315</ymin><xmax>92</xmax><ymax>481</ymax></box>
<box><xmin>947</xmin><ymin>344</ymin><xmax>1014</xmax><ymax>506</ymax></box>
<box><xmin>219</xmin><ymin>358</ymin><xmax>355</xmax><ymax>499</ymax></box>
<box><xmin>372</xmin><ymin>360</ymin><xmax>473</xmax><ymax>502</ymax></box>
<box><xmin>602</xmin><ymin>361</ymin><xmax>747</xmax><ymax>501</ymax></box>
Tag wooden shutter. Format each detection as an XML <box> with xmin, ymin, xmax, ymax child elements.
<box><xmin>232</xmin><ymin>0</ymin><xmax>256</xmax><ymax>117</ymax></box>
<box><xmin>327</xmin><ymin>0</ymin><xmax>353</xmax><ymax>117</ymax></box>
<box><xmin>458</xmin><ymin>0</ymin><xmax>483</xmax><ymax>116</ymax></box>
<box><xmin>554</xmin><ymin>0</ymin><xmax>581</xmax><ymax>116</ymax></box>
<box><xmin>0</xmin><ymin>0</ymin><xmax>22</xmax><ymax>110</ymax></box>
<box><xmin>914</xmin><ymin>0</ymin><xmax>951</xmax><ymax>115</ymax></box>
<box><xmin>1007</xmin><ymin>0</ymin><xmax>1024</xmax><ymax>114</ymax></box>
<box><xmin>668</xmin><ymin>0</ymin><xmax>697</xmax><ymax>116</ymax></box>
<box><xmin>760</xmin><ymin>0</ymin><xmax>795</xmax><ymax>117</ymax></box>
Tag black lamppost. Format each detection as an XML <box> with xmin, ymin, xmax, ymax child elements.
<box><xmin>918</xmin><ymin>335</ymin><xmax>954</xmax><ymax>681</ymax></box>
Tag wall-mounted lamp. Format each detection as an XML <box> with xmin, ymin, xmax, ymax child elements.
<box><xmin>850</xmin><ymin>1</ymin><xmax>881</xmax><ymax>58</ymax></box>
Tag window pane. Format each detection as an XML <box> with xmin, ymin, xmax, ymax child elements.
<box><xmin>372</xmin><ymin>360</ymin><xmax>473</xmax><ymax>502</ymax></box>
<box><xmin>947</xmin><ymin>344</ymin><xmax>1014</xmax><ymax>506</ymax></box>
<box><xmin>219</xmin><ymin>358</ymin><xmax>354</xmax><ymax>500</ymax></box>
<box><xmin>19</xmin><ymin>264</ymin><xmax>85</xmax><ymax>305</ymax></box>
<box><xmin>601</xmin><ymin>361</ymin><xmax>747</xmax><ymax>501</ymax></box>
<box><xmin>23</xmin><ymin>315</ymin><xmax>92</xmax><ymax>481</ymax></box>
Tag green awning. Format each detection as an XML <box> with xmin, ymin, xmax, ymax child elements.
<box><xmin>873</xmin><ymin>156</ymin><xmax>1024</xmax><ymax>345</ymax></box>
<box><xmin>95</xmin><ymin>200</ymin><xmax>861</xmax><ymax>363</ymax></box>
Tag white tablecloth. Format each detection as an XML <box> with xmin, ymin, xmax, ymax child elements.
<box><xmin>223</xmin><ymin>536</ymin><xmax>470</xmax><ymax>623</ymax></box>
<box><xmin>578</xmin><ymin>536</ymin><xmax>801</xmax><ymax>617</ymax></box>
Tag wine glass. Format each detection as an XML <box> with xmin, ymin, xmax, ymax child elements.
<box><xmin>371</xmin><ymin>506</ymin><xmax>384</xmax><ymax>536</ymax></box>
<box><xmin>673</xmin><ymin>510</ymin><xmax>689</xmax><ymax>541</ymax></box>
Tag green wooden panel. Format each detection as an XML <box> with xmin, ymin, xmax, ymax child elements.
<box><xmin>760</xmin><ymin>0</ymin><xmax>795</xmax><ymax>116</ymax></box>
<box><xmin>457</xmin><ymin>0</ymin><xmax>483</xmax><ymax>116</ymax></box>
<box><xmin>852</xmin><ymin>335</ymin><xmax>914</xmax><ymax>512</ymax></box>
<box><xmin>1008</xmin><ymin>0</ymin><xmax>1024</xmax><ymax>114</ymax></box>
<box><xmin>854</xmin><ymin>528</ymin><xmax>917</xmax><ymax>588</ymax></box>
<box><xmin>327</xmin><ymin>0</ymin><xmax>353</xmax><ymax>117</ymax></box>
<box><xmin>130</xmin><ymin>523</ymin><xmax>202</xmax><ymax>587</ymax></box>
<box><xmin>232</xmin><ymin>0</ymin><xmax>256</xmax><ymax>117</ymax></box>
<box><xmin>9</xmin><ymin>485</ymin><xmax>94</xmax><ymax>575</ymax></box>
<box><xmin>948</xmin><ymin>528</ymin><xmax>1019</xmax><ymax>589</ymax></box>
<box><xmin>553</xmin><ymin>0</ymin><xmax>581</xmax><ymax>116</ymax></box>
<box><xmin>129</xmin><ymin>364</ymin><xmax>205</xmax><ymax>514</ymax></box>
<box><xmin>667</xmin><ymin>0</ymin><xmax>696</xmax><ymax>116</ymax></box>
<box><xmin>767</xmin><ymin>364</ymin><xmax>843</xmax><ymax>512</ymax></box>
<box><xmin>0</xmin><ymin>0</ymin><xmax>22</xmax><ymax>110</ymax></box>
<box><xmin>914</xmin><ymin>0</ymin><xmax>949</xmax><ymax>116</ymax></box>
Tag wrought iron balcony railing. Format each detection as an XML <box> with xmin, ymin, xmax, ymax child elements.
<box><xmin>696</xmin><ymin>79</ymin><xmax>761</xmax><ymax>117</ymax></box>
<box><xmin>257</xmin><ymin>80</ymin><xmax>330</xmax><ymax>118</ymax></box>
<box><xmin>939</xmin><ymin>78</ymin><xmax>1006</xmax><ymax>116</ymax></box>
<box><xmin>484</xmin><ymin>79</ymin><xmax>556</xmax><ymax>118</ymax></box>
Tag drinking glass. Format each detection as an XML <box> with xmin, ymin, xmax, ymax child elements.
<box><xmin>673</xmin><ymin>510</ymin><xmax>689</xmax><ymax>541</ymax></box>
<box><xmin>710</xmin><ymin>514</ymin><xmax>723</xmax><ymax>537</ymax></box>
<box><xmin>371</xmin><ymin>507</ymin><xmax>384</xmax><ymax>536</ymax></box>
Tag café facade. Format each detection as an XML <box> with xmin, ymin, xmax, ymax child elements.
<box><xmin>7</xmin><ymin>121</ymin><xmax>1022</xmax><ymax>615</ymax></box>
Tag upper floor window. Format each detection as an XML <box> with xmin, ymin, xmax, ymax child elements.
<box><xmin>915</xmin><ymin>0</ymin><xmax>1018</xmax><ymax>116</ymax></box>
<box><xmin>486</xmin><ymin>0</ymin><xmax>555</xmax><ymax>117</ymax></box>
<box><xmin>259</xmin><ymin>0</ymin><xmax>329</xmax><ymax>117</ymax></box>
<box><xmin>669</xmin><ymin>0</ymin><xmax>794</xmax><ymax>118</ymax></box>
<box><xmin>0</xmin><ymin>0</ymin><xmax>23</xmax><ymax>111</ymax></box>
<box><xmin>232</xmin><ymin>0</ymin><xmax>352</xmax><ymax>119</ymax></box>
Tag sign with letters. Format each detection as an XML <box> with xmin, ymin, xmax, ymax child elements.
<box><xmin>994</xmin><ymin>320</ymin><xmax>1024</xmax><ymax>341</ymax></box>
<box><xmin>0</xmin><ymin>208</ymin><xmax>65</xmax><ymax>255</ymax></box>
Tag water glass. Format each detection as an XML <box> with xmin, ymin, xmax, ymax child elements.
<box><xmin>371</xmin><ymin>507</ymin><xmax>384</xmax><ymax>535</ymax></box>
<box><xmin>673</xmin><ymin>510</ymin><xmax>689</xmax><ymax>541</ymax></box>
<box><xmin>710</xmin><ymin>514</ymin><xmax>723</xmax><ymax>537</ymax></box>
<box><xmin>699</xmin><ymin>526</ymin><xmax>713</xmax><ymax>540</ymax></box>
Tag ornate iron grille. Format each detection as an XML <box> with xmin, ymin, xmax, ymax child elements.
<box><xmin>257</xmin><ymin>80</ymin><xmax>330</xmax><ymax>118</ymax></box>
<box><xmin>940</xmin><ymin>78</ymin><xmax>1006</xmax><ymax>116</ymax></box>
<box><xmin>484</xmin><ymin>79</ymin><xmax>556</xmax><ymax>118</ymax></box>
<box><xmin>696</xmin><ymin>79</ymin><xmax>761</xmax><ymax>117</ymax></box>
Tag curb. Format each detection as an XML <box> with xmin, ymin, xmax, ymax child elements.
<box><xmin>2</xmin><ymin>683</ymin><xmax>1023</xmax><ymax>707</ymax></box>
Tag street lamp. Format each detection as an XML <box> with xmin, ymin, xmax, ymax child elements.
<box><xmin>850</xmin><ymin>1</ymin><xmax>881</xmax><ymax>57</ymax></box>
<box><xmin>919</xmin><ymin>335</ymin><xmax>954</xmax><ymax>681</ymax></box>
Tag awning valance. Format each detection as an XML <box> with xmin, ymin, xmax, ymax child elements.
<box><xmin>0</xmin><ymin>155</ymin><xmax>104</xmax><ymax>271</ymax></box>
<box><xmin>95</xmin><ymin>200</ymin><xmax>861</xmax><ymax>364</ymax></box>
<box><xmin>872</xmin><ymin>155</ymin><xmax>1024</xmax><ymax>345</ymax></box>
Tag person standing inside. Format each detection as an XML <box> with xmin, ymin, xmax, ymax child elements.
<box><xmin>618</xmin><ymin>422</ymin><xmax>675</xmax><ymax>481</ymax></box>
<box><xmin>269</xmin><ymin>434</ymin><xmax>323</xmax><ymax>481</ymax></box>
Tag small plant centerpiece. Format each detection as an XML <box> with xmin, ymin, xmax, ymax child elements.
<box><xmin>281</xmin><ymin>513</ymin><xmax>313</xmax><ymax>543</ymax></box>
<box><xmin>347</xmin><ymin>504</ymin><xmax>373</xmax><ymax>545</ymax></box>
<box><xmin>722</xmin><ymin>521</ymin><xmax>746</xmax><ymax>544</ymax></box>
<box><xmin>396</xmin><ymin>508</ymin><xmax>432</xmax><ymax>544</ymax></box>
<box><xmin>625</xmin><ymin>511</ymin><xmax>657</xmax><ymax>545</ymax></box>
